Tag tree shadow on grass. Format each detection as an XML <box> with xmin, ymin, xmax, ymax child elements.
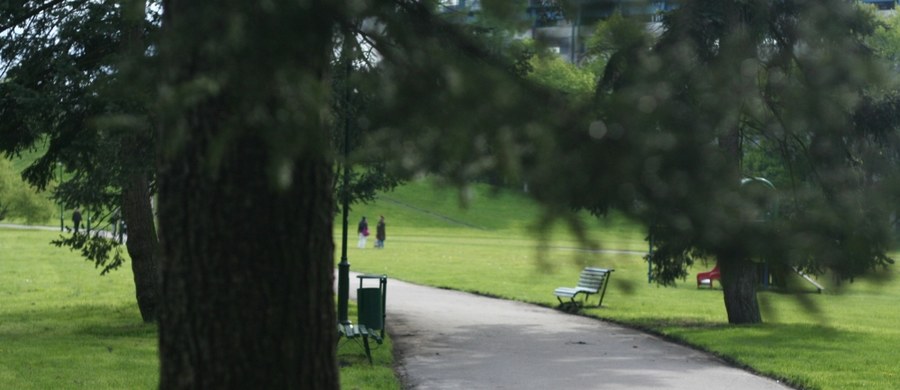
<box><xmin>617</xmin><ymin>317</ymin><xmax>853</xmax><ymax>351</ymax></box>
<box><xmin>2</xmin><ymin>303</ymin><xmax>155</xmax><ymax>339</ymax></box>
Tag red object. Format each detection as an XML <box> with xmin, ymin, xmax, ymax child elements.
<box><xmin>696</xmin><ymin>264</ymin><xmax>720</xmax><ymax>288</ymax></box>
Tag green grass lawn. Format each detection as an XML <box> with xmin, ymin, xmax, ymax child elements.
<box><xmin>343</xmin><ymin>178</ymin><xmax>900</xmax><ymax>390</ymax></box>
<box><xmin>338</xmin><ymin>305</ymin><xmax>399</xmax><ymax>390</ymax></box>
<box><xmin>0</xmin><ymin>229</ymin><xmax>157</xmax><ymax>389</ymax></box>
<box><xmin>0</xmin><ymin>228</ymin><xmax>397</xmax><ymax>389</ymax></box>
<box><xmin>5</xmin><ymin>176</ymin><xmax>900</xmax><ymax>389</ymax></box>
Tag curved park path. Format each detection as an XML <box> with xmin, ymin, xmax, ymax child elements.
<box><xmin>346</xmin><ymin>272</ymin><xmax>792</xmax><ymax>390</ymax></box>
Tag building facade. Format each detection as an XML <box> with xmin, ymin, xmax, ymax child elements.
<box><xmin>440</xmin><ymin>0</ymin><xmax>898</xmax><ymax>62</ymax></box>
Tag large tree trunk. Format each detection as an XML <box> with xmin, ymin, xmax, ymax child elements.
<box><xmin>158</xmin><ymin>1</ymin><xmax>339</xmax><ymax>388</ymax></box>
<box><xmin>157</xmin><ymin>138</ymin><xmax>337</xmax><ymax>388</ymax></box>
<box><xmin>719</xmin><ymin>257</ymin><xmax>762</xmax><ymax>324</ymax></box>
<box><xmin>120</xmin><ymin>173</ymin><xmax>160</xmax><ymax>322</ymax></box>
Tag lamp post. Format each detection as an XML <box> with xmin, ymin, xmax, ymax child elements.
<box><xmin>58</xmin><ymin>162</ymin><xmax>64</xmax><ymax>232</ymax></box>
<box><xmin>336</xmin><ymin>31</ymin><xmax>353</xmax><ymax>326</ymax></box>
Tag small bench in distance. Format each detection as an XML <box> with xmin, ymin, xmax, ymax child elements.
<box><xmin>554</xmin><ymin>267</ymin><xmax>614</xmax><ymax>310</ymax></box>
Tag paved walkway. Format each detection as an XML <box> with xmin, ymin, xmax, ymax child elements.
<box><xmin>0</xmin><ymin>223</ymin><xmax>59</xmax><ymax>231</ymax></box>
<box><xmin>346</xmin><ymin>272</ymin><xmax>792</xmax><ymax>390</ymax></box>
<box><xmin>0</xmin><ymin>223</ymin><xmax>124</xmax><ymax>241</ymax></box>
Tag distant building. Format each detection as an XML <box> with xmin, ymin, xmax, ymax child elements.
<box><xmin>440</xmin><ymin>0</ymin><xmax>899</xmax><ymax>63</ymax></box>
<box><xmin>865</xmin><ymin>0</ymin><xmax>898</xmax><ymax>10</ymax></box>
<box><xmin>440</xmin><ymin>1</ymin><xmax>675</xmax><ymax>63</ymax></box>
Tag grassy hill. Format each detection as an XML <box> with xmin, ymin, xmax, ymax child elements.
<box><xmin>7</xmin><ymin>146</ymin><xmax>46</xmax><ymax>173</ymax></box>
<box><xmin>345</xmin><ymin>178</ymin><xmax>648</xmax><ymax>251</ymax></box>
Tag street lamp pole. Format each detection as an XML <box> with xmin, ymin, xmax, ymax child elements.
<box><xmin>336</xmin><ymin>31</ymin><xmax>353</xmax><ymax>326</ymax></box>
<box><xmin>58</xmin><ymin>162</ymin><xmax>64</xmax><ymax>232</ymax></box>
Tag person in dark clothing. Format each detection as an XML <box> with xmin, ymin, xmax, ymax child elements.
<box><xmin>72</xmin><ymin>209</ymin><xmax>82</xmax><ymax>234</ymax></box>
<box><xmin>375</xmin><ymin>216</ymin><xmax>386</xmax><ymax>249</ymax></box>
<box><xmin>357</xmin><ymin>216</ymin><xmax>369</xmax><ymax>248</ymax></box>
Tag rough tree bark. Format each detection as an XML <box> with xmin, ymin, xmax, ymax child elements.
<box><xmin>719</xmin><ymin>256</ymin><xmax>762</xmax><ymax>324</ymax></box>
<box><xmin>120</xmin><ymin>173</ymin><xmax>160</xmax><ymax>322</ymax></box>
<box><xmin>718</xmin><ymin>127</ymin><xmax>762</xmax><ymax>324</ymax></box>
<box><xmin>157</xmin><ymin>1</ymin><xmax>340</xmax><ymax>388</ymax></box>
<box><xmin>117</xmin><ymin>0</ymin><xmax>160</xmax><ymax>323</ymax></box>
<box><xmin>157</xmin><ymin>138</ymin><xmax>337</xmax><ymax>388</ymax></box>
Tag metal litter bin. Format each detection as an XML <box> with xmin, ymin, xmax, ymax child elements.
<box><xmin>357</xmin><ymin>274</ymin><xmax>387</xmax><ymax>339</ymax></box>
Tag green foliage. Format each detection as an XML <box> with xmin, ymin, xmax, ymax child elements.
<box><xmin>0</xmin><ymin>158</ymin><xmax>52</xmax><ymax>223</ymax></box>
<box><xmin>331</xmin><ymin>47</ymin><xmax>403</xmax><ymax>207</ymax></box>
<box><xmin>362</xmin><ymin>1</ymin><xmax>579</xmax><ymax>187</ymax></box>
<box><xmin>584</xmin><ymin>11</ymin><xmax>646</xmax><ymax>86</ymax></box>
<box><xmin>582</xmin><ymin>0</ymin><xmax>899</xmax><ymax>286</ymax></box>
<box><xmin>868</xmin><ymin>7</ymin><xmax>900</xmax><ymax>73</ymax></box>
<box><xmin>527</xmin><ymin>54</ymin><xmax>596</xmax><ymax>98</ymax></box>
<box><xmin>741</xmin><ymin>138</ymin><xmax>789</xmax><ymax>187</ymax></box>
<box><xmin>0</xmin><ymin>0</ymin><xmax>158</xmax><ymax>216</ymax></box>
<box><xmin>480</xmin><ymin>0</ymin><xmax>527</xmax><ymax>23</ymax></box>
<box><xmin>51</xmin><ymin>232</ymin><xmax>125</xmax><ymax>275</ymax></box>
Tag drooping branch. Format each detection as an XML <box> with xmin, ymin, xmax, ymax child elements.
<box><xmin>0</xmin><ymin>0</ymin><xmax>86</xmax><ymax>34</ymax></box>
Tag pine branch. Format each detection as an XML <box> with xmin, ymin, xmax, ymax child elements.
<box><xmin>0</xmin><ymin>0</ymin><xmax>88</xmax><ymax>34</ymax></box>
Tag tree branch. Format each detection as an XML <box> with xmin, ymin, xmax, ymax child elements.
<box><xmin>0</xmin><ymin>0</ymin><xmax>79</xmax><ymax>34</ymax></box>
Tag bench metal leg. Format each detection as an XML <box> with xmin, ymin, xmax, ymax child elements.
<box><xmin>362</xmin><ymin>335</ymin><xmax>373</xmax><ymax>364</ymax></box>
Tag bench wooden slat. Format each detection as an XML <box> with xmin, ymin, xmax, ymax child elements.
<box><xmin>338</xmin><ymin>324</ymin><xmax>383</xmax><ymax>342</ymax></box>
<box><xmin>554</xmin><ymin>267</ymin><xmax>614</xmax><ymax>308</ymax></box>
<box><xmin>338</xmin><ymin>323</ymin><xmax>383</xmax><ymax>364</ymax></box>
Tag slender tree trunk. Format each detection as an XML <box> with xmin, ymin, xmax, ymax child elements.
<box><xmin>114</xmin><ymin>0</ymin><xmax>160</xmax><ymax>323</ymax></box>
<box><xmin>718</xmin><ymin>120</ymin><xmax>762</xmax><ymax>324</ymax></box>
<box><xmin>719</xmin><ymin>256</ymin><xmax>761</xmax><ymax>324</ymax></box>
<box><xmin>120</xmin><ymin>173</ymin><xmax>160</xmax><ymax>322</ymax></box>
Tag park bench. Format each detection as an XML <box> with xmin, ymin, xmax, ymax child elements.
<box><xmin>554</xmin><ymin>267</ymin><xmax>614</xmax><ymax>309</ymax></box>
<box><xmin>338</xmin><ymin>275</ymin><xmax>387</xmax><ymax>364</ymax></box>
<box><xmin>338</xmin><ymin>322</ymin><xmax>382</xmax><ymax>364</ymax></box>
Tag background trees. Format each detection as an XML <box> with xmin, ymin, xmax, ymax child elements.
<box><xmin>581</xmin><ymin>0</ymin><xmax>899</xmax><ymax>323</ymax></box>
<box><xmin>0</xmin><ymin>157</ymin><xmax>52</xmax><ymax>223</ymax></box>
<box><xmin>0</xmin><ymin>0</ymin><xmax>161</xmax><ymax>321</ymax></box>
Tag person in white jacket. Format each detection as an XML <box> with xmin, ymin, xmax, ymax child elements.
<box><xmin>357</xmin><ymin>216</ymin><xmax>369</xmax><ymax>248</ymax></box>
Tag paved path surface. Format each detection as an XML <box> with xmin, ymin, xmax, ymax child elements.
<box><xmin>346</xmin><ymin>272</ymin><xmax>792</xmax><ymax>390</ymax></box>
<box><xmin>0</xmin><ymin>223</ymin><xmax>59</xmax><ymax>231</ymax></box>
<box><xmin>0</xmin><ymin>223</ymin><xmax>124</xmax><ymax>241</ymax></box>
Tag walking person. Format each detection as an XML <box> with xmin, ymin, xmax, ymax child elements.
<box><xmin>357</xmin><ymin>216</ymin><xmax>369</xmax><ymax>248</ymax></box>
<box><xmin>72</xmin><ymin>208</ymin><xmax>82</xmax><ymax>234</ymax></box>
<box><xmin>375</xmin><ymin>215</ymin><xmax>386</xmax><ymax>249</ymax></box>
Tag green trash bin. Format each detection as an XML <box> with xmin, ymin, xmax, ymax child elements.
<box><xmin>357</xmin><ymin>274</ymin><xmax>387</xmax><ymax>339</ymax></box>
<box><xmin>357</xmin><ymin>287</ymin><xmax>383</xmax><ymax>330</ymax></box>
<box><xmin>352</xmin><ymin>274</ymin><xmax>387</xmax><ymax>364</ymax></box>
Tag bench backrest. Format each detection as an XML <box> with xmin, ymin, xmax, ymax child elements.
<box><xmin>577</xmin><ymin>267</ymin><xmax>611</xmax><ymax>292</ymax></box>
